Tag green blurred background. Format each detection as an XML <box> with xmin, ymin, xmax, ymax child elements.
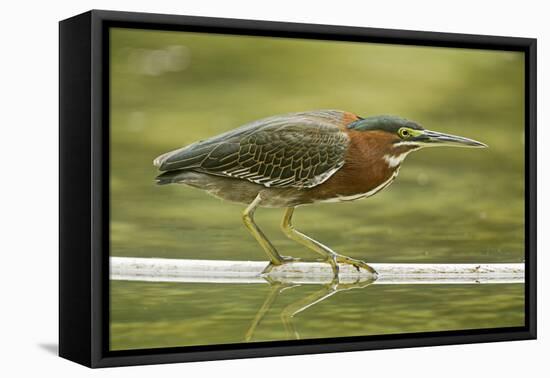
<box><xmin>109</xmin><ymin>28</ymin><xmax>525</xmax><ymax>351</ymax></box>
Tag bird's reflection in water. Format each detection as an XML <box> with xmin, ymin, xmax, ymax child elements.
<box><xmin>245</xmin><ymin>276</ymin><xmax>376</xmax><ymax>341</ymax></box>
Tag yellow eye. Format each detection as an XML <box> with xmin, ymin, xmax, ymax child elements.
<box><xmin>398</xmin><ymin>128</ymin><xmax>412</xmax><ymax>138</ymax></box>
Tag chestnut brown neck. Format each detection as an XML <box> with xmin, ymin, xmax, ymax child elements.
<box><xmin>307</xmin><ymin>130</ymin><xmax>417</xmax><ymax>200</ymax></box>
<box><xmin>344</xmin><ymin>129</ymin><xmax>417</xmax><ymax>175</ymax></box>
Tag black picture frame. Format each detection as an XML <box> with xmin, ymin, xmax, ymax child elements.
<box><xmin>59</xmin><ymin>9</ymin><xmax>537</xmax><ymax>368</ymax></box>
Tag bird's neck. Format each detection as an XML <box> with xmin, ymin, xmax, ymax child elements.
<box><xmin>352</xmin><ymin>130</ymin><xmax>417</xmax><ymax>167</ymax></box>
<box><xmin>345</xmin><ymin>131</ymin><xmax>419</xmax><ymax>189</ymax></box>
<box><xmin>382</xmin><ymin>146</ymin><xmax>419</xmax><ymax>169</ymax></box>
<box><xmin>305</xmin><ymin>134</ymin><xmax>414</xmax><ymax>202</ymax></box>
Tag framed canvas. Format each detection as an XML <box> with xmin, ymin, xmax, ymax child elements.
<box><xmin>59</xmin><ymin>10</ymin><xmax>537</xmax><ymax>368</ymax></box>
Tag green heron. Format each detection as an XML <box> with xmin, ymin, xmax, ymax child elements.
<box><xmin>154</xmin><ymin>110</ymin><xmax>487</xmax><ymax>277</ymax></box>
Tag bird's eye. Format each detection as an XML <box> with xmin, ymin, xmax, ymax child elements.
<box><xmin>398</xmin><ymin>128</ymin><xmax>411</xmax><ymax>138</ymax></box>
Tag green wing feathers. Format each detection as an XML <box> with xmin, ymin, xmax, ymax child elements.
<box><xmin>154</xmin><ymin>111</ymin><xmax>350</xmax><ymax>189</ymax></box>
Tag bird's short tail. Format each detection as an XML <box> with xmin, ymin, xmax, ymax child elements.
<box><xmin>155</xmin><ymin>169</ymin><xmax>205</xmax><ymax>186</ymax></box>
<box><xmin>155</xmin><ymin>170</ymin><xmax>185</xmax><ymax>185</ymax></box>
<box><xmin>155</xmin><ymin>175</ymin><xmax>175</xmax><ymax>185</ymax></box>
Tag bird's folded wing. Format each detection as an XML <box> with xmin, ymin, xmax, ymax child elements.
<box><xmin>155</xmin><ymin>113</ymin><xmax>350</xmax><ymax>189</ymax></box>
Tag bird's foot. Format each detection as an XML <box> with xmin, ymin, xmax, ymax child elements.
<box><xmin>261</xmin><ymin>256</ymin><xmax>303</xmax><ymax>275</ymax></box>
<box><xmin>260</xmin><ymin>255</ymin><xmax>377</xmax><ymax>280</ymax></box>
<box><xmin>326</xmin><ymin>254</ymin><xmax>378</xmax><ymax>278</ymax></box>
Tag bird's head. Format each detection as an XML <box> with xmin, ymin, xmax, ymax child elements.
<box><xmin>348</xmin><ymin>115</ymin><xmax>487</xmax><ymax>167</ymax></box>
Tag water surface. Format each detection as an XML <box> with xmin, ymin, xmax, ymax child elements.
<box><xmin>110</xmin><ymin>280</ymin><xmax>524</xmax><ymax>350</ymax></box>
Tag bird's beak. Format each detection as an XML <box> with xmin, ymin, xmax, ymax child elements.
<box><xmin>417</xmin><ymin>130</ymin><xmax>488</xmax><ymax>148</ymax></box>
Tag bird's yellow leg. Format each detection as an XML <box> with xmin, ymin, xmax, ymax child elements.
<box><xmin>280</xmin><ymin>207</ymin><xmax>378</xmax><ymax>277</ymax></box>
<box><xmin>243</xmin><ymin>194</ymin><xmax>304</xmax><ymax>275</ymax></box>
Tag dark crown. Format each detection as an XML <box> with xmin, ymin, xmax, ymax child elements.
<box><xmin>348</xmin><ymin>115</ymin><xmax>423</xmax><ymax>133</ymax></box>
